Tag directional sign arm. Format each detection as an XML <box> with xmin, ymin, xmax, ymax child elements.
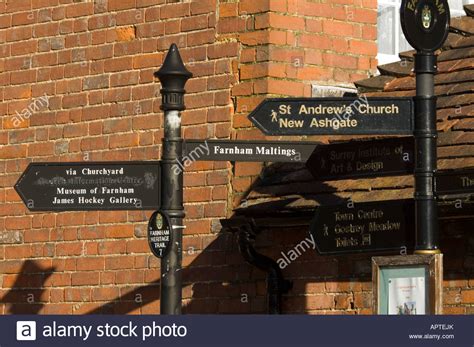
<box><xmin>15</xmin><ymin>162</ymin><xmax>161</xmax><ymax>211</ymax></box>
<box><xmin>248</xmin><ymin>97</ymin><xmax>414</xmax><ymax>136</ymax></box>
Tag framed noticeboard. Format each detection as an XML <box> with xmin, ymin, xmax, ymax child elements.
<box><xmin>372</xmin><ymin>254</ymin><xmax>443</xmax><ymax>314</ymax></box>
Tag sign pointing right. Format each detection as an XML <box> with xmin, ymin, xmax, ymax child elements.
<box><xmin>436</xmin><ymin>169</ymin><xmax>474</xmax><ymax>195</ymax></box>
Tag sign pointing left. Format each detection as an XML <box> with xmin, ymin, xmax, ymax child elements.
<box><xmin>310</xmin><ymin>199</ymin><xmax>415</xmax><ymax>255</ymax></box>
<box><xmin>15</xmin><ymin>162</ymin><xmax>160</xmax><ymax>211</ymax></box>
<box><xmin>248</xmin><ymin>97</ymin><xmax>414</xmax><ymax>136</ymax></box>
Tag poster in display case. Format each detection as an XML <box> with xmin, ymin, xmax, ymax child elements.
<box><xmin>372</xmin><ymin>254</ymin><xmax>443</xmax><ymax>314</ymax></box>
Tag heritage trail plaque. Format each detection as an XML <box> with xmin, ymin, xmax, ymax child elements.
<box><xmin>248</xmin><ymin>97</ymin><xmax>414</xmax><ymax>136</ymax></box>
<box><xmin>148</xmin><ymin>210</ymin><xmax>172</xmax><ymax>258</ymax></box>
<box><xmin>310</xmin><ymin>199</ymin><xmax>415</xmax><ymax>255</ymax></box>
<box><xmin>306</xmin><ymin>137</ymin><xmax>414</xmax><ymax>180</ymax></box>
<box><xmin>15</xmin><ymin>162</ymin><xmax>160</xmax><ymax>211</ymax></box>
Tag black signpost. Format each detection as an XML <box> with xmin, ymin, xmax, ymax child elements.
<box><xmin>184</xmin><ymin>139</ymin><xmax>318</xmax><ymax>163</ymax></box>
<box><xmin>401</xmin><ymin>0</ymin><xmax>450</xmax><ymax>254</ymax></box>
<box><xmin>14</xmin><ymin>162</ymin><xmax>160</xmax><ymax>211</ymax></box>
<box><xmin>248</xmin><ymin>97</ymin><xmax>414</xmax><ymax>136</ymax></box>
<box><xmin>306</xmin><ymin>137</ymin><xmax>414</xmax><ymax>181</ymax></box>
<box><xmin>310</xmin><ymin>199</ymin><xmax>415</xmax><ymax>255</ymax></box>
<box><xmin>154</xmin><ymin>44</ymin><xmax>191</xmax><ymax>315</ymax></box>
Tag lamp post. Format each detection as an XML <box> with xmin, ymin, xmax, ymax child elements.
<box><xmin>154</xmin><ymin>44</ymin><xmax>192</xmax><ymax>314</ymax></box>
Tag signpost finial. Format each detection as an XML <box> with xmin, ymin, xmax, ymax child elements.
<box><xmin>154</xmin><ymin>44</ymin><xmax>192</xmax><ymax>111</ymax></box>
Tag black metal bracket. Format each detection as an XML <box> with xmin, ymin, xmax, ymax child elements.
<box><xmin>414</xmin><ymin>53</ymin><xmax>437</xmax><ymax>73</ymax></box>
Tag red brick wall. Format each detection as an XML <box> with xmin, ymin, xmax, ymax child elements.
<box><xmin>1</xmin><ymin>0</ymin><xmax>241</xmax><ymax>314</ymax></box>
<box><xmin>6</xmin><ymin>0</ymin><xmax>471</xmax><ymax>316</ymax></box>
<box><xmin>231</xmin><ymin>0</ymin><xmax>378</xmax><ymax>206</ymax></box>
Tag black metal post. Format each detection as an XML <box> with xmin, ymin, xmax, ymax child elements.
<box><xmin>155</xmin><ymin>44</ymin><xmax>192</xmax><ymax>314</ymax></box>
<box><xmin>413</xmin><ymin>52</ymin><xmax>439</xmax><ymax>254</ymax></box>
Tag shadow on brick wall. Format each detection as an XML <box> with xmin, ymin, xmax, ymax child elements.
<box><xmin>2</xmin><ymin>260</ymin><xmax>54</xmax><ymax>314</ymax></box>
<box><xmin>218</xmin><ymin>161</ymin><xmax>474</xmax><ymax>314</ymax></box>
<box><xmin>0</xmin><ymin>232</ymin><xmax>258</xmax><ymax>314</ymax></box>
